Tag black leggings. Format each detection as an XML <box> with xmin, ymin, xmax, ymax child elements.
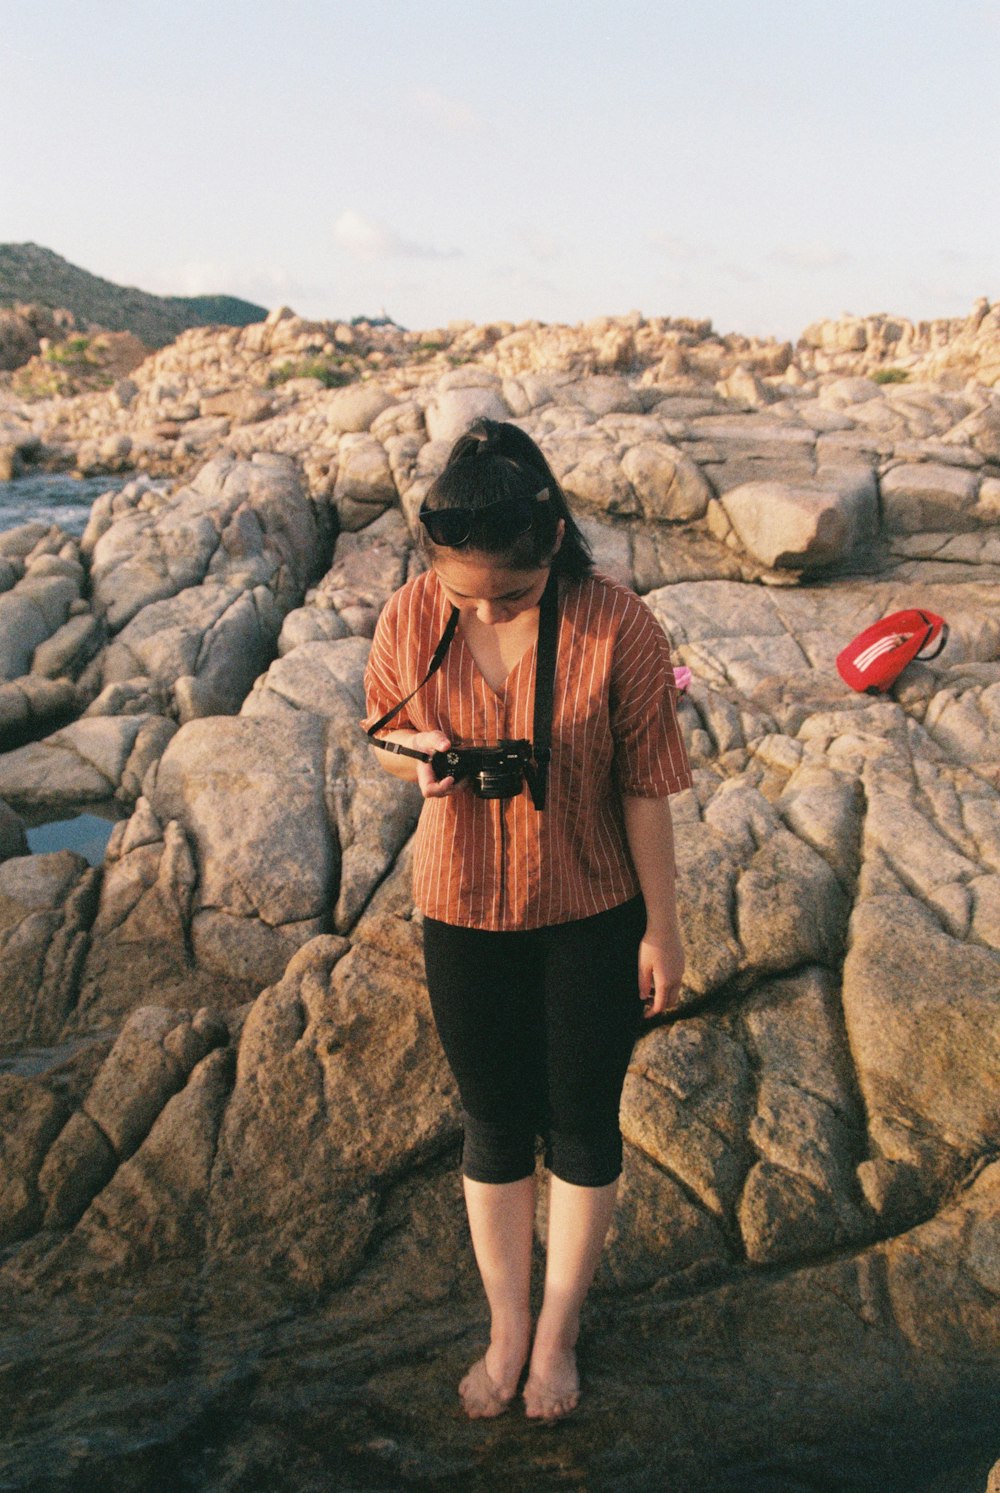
<box><xmin>422</xmin><ymin>897</ymin><xmax>646</xmax><ymax>1188</ymax></box>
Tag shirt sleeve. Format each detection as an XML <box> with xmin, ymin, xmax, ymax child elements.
<box><xmin>610</xmin><ymin>596</ymin><xmax>693</xmax><ymax>797</ymax></box>
<box><xmin>361</xmin><ymin>589</ymin><xmax>417</xmax><ymax>735</ymax></box>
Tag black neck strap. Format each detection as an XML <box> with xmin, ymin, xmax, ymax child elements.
<box><xmin>524</xmin><ymin>571</ymin><xmax>558</xmax><ymax>810</ymax></box>
<box><xmin>366</xmin><ymin>571</ymin><xmax>560</xmax><ymax>812</ymax></box>
<box><xmin>365</xmin><ymin>602</ymin><xmax>460</xmax><ymax>748</ymax></box>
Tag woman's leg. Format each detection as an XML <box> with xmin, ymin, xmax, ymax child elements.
<box><xmin>525</xmin><ymin>1176</ymin><xmax>618</xmax><ymax>1418</ymax></box>
<box><xmin>526</xmin><ymin>898</ymin><xmax>646</xmax><ymax>1418</ymax></box>
<box><xmin>460</xmin><ymin>1174</ymin><xmax>536</xmax><ymax>1412</ymax></box>
<box><xmin>422</xmin><ymin>918</ymin><xmax>545</xmax><ymax>1414</ymax></box>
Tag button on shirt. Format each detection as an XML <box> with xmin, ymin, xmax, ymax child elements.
<box><xmin>362</xmin><ymin>570</ymin><xmax>693</xmax><ymax>931</ymax></box>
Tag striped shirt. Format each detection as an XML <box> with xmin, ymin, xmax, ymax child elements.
<box><xmin>362</xmin><ymin>569</ymin><xmax>692</xmax><ymax>931</ymax></box>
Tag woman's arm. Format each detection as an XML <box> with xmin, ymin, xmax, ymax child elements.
<box><xmin>622</xmin><ymin>794</ymin><xmax>685</xmax><ymax>1018</ymax></box>
<box><xmin>370</xmin><ymin>729</ymin><xmax>458</xmax><ymax>798</ymax></box>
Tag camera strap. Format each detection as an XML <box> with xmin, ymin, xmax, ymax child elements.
<box><xmin>524</xmin><ymin>570</ymin><xmax>558</xmax><ymax>811</ymax></box>
<box><xmin>365</xmin><ymin>571</ymin><xmax>561</xmax><ymax>810</ymax></box>
<box><xmin>365</xmin><ymin>604</ymin><xmax>461</xmax><ymax>762</ymax></box>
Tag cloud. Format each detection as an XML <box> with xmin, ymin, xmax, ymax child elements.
<box><xmin>770</xmin><ymin>244</ymin><xmax>851</xmax><ymax>271</ymax></box>
<box><xmin>409</xmin><ymin>87</ymin><xmax>481</xmax><ymax>132</ymax></box>
<box><xmin>143</xmin><ymin>260</ymin><xmax>322</xmax><ymax>308</ymax></box>
<box><xmin>333</xmin><ymin>210</ymin><xmax>461</xmax><ymax>262</ymax></box>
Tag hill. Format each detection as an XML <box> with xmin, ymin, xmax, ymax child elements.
<box><xmin>0</xmin><ymin>242</ymin><xmax>267</xmax><ymax>347</ymax></box>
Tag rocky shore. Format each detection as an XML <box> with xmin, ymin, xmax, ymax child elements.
<box><xmin>1</xmin><ymin>302</ymin><xmax>998</xmax><ymax>1492</ymax></box>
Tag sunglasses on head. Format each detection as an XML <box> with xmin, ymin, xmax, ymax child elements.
<box><xmin>419</xmin><ymin>489</ymin><xmax>549</xmax><ymax>548</ymax></box>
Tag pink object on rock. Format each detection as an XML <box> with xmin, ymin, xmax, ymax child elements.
<box><xmin>672</xmin><ymin>666</ymin><xmax>692</xmax><ymax>693</ymax></box>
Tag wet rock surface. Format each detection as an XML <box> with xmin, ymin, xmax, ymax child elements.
<box><xmin>1</xmin><ymin>306</ymin><xmax>999</xmax><ymax>1490</ymax></box>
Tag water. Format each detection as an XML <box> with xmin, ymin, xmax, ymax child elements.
<box><xmin>0</xmin><ymin>470</ymin><xmax>125</xmax><ymax>538</ymax></box>
<box><xmin>24</xmin><ymin>807</ymin><xmax>122</xmax><ymax>865</ymax></box>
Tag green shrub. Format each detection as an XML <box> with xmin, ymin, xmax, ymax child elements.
<box><xmin>871</xmin><ymin>367</ymin><xmax>910</xmax><ymax>384</ymax></box>
<box><xmin>267</xmin><ymin>358</ymin><xmax>355</xmax><ymax>389</ymax></box>
<box><xmin>44</xmin><ymin>335</ymin><xmax>93</xmax><ymax>364</ymax></box>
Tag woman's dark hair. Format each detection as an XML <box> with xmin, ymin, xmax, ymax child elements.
<box><xmin>421</xmin><ymin>419</ymin><xmax>593</xmax><ymax>579</ymax></box>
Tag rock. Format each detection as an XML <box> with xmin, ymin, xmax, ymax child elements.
<box><xmin>207</xmin><ymin>868</ymin><xmax>458</xmax><ymax>1295</ymax></box>
<box><xmin>600</xmin><ymin>1143</ymin><xmax>730</xmax><ymax>1291</ymax></box>
<box><xmin>0</xmin><ymin>677</ymin><xmax>77</xmax><ymax>748</ymax></box>
<box><xmin>99</xmin><ymin>581</ymin><xmax>283</xmax><ymax>718</ymax></box>
<box><xmin>33</xmin><ymin>1046</ymin><xmax>234</xmax><ymax>1289</ymax></box>
<box><xmin>0</xmin><ymin>307</ymin><xmax>999</xmax><ymax>1487</ymax></box>
<box><xmin>547</xmin><ymin>435</ymin><xmax>638</xmax><ymax>516</ymax></box>
<box><xmin>739</xmin><ymin>1160</ymin><xmax>843</xmax><ymax>1264</ymax></box>
<box><xmin>621</xmin><ymin>1019</ymin><xmax>752</xmax><ymax>1218</ymax></box>
<box><xmin>37</xmin><ymin>1004</ymin><xmax>228</xmax><ymax>1230</ymax></box>
<box><xmin>842</xmin><ymin>892</ymin><xmax>1000</xmax><ymax>1186</ymax></box>
<box><xmin>0</xmin><ymin>1077</ymin><xmax>68</xmax><ymax>1243</ymax></box>
<box><xmin>332</xmin><ymin>432</ymin><xmax>397</xmax><ymax>526</ymax></box>
<box><xmin>242</xmin><ymin>636</ymin><xmax>421</xmax><ymax>931</ymax></box>
<box><xmin>0</xmin><ymin>715</ymin><xmax>172</xmax><ymax>810</ymax></box>
<box><xmin>294</xmin><ymin>507</ymin><xmax>415</xmax><ymax>639</ymax></box>
<box><xmin>0</xmin><ymin>572</ymin><xmax>79</xmax><ymax>681</ymax></box>
<box><xmin>0</xmin><ymin>797</ymin><xmax>27</xmax><ymax>859</ymax></box>
<box><xmin>198</xmin><ymin>389</ymin><xmax>273</xmax><ymax>423</ymax></box>
<box><xmin>0</xmin><ymin>851</ymin><xmax>101</xmax><ymax>1044</ymax></box>
<box><xmin>144</xmin><ymin>713</ymin><xmax>334</xmax><ymax>983</ymax></box>
<box><xmin>276</xmin><ymin>607</ymin><xmax>350</xmax><ymax>654</ymax></box>
<box><xmin>323</xmin><ymin>383</ymin><xmax>394</xmax><ymax>433</ymax></box>
<box><xmin>880</xmin><ymin>462</ymin><xmax>983</xmax><ymax>533</ymax></box>
<box><xmin>30</xmin><ymin>612</ymin><xmax>103</xmax><ymax>680</ymax></box>
<box><xmin>565</xmin><ymin>375</ymin><xmax>644</xmax><ymax>417</ymax></box>
<box><xmin>87</xmin><ymin>453</ymin><xmax>321</xmax><ymax>632</ymax></box>
<box><xmin>716</xmin><ymin>364</ymin><xmax>770</xmax><ymax>406</ymax></box>
<box><xmin>620</xmin><ymin>441</ymin><xmax>712</xmax><ymax>521</ymax></box>
<box><xmin>720</xmin><ymin>473</ymin><xmax>877</xmax><ymax>570</ymax></box>
<box><xmin>424</xmin><ymin>381</ymin><xmax>510</xmax><ymax>445</ymax></box>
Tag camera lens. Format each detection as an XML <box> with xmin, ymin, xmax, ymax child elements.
<box><xmin>473</xmin><ymin>766</ymin><xmax>524</xmax><ymax>799</ymax></box>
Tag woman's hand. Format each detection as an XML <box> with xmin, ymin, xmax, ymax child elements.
<box><xmin>370</xmin><ymin>729</ymin><xmax>460</xmax><ymax>796</ymax></box>
<box><xmin>409</xmin><ymin>731</ymin><xmax>459</xmax><ymax>799</ymax></box>
<box><xmin>638</xmin><ymin>924</ymin><xmax>685</xmax><ymax>1018</ymax></box>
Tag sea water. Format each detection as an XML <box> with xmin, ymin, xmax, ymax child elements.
<box><xmin>2</xmin><ymin>477</ymin><xmax>128</xmax><ymax>863</ymax></box>
<box><xmin>0</xmin><ymin>470</ymin><xmax>125</xmax><ymax>538</ymax></box>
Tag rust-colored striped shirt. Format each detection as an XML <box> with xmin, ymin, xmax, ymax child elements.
<box><xmin>362</xmin><ymin>570</ymin><xmax>692</xmax><ymax>931</ymax></box>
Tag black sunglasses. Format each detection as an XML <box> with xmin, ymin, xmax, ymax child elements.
<box><xmin>419</xmin><ymin>489</ymin><xmax>549</xmax><ymax>548</ymax></box>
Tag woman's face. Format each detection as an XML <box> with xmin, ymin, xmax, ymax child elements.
<box><xmin>432</xmin><ymin>551</ymin><xmax>552</xmax><ymax>626</ymax></box>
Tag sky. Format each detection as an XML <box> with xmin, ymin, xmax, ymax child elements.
<box><xmin>3</xmin><ymin>0</ymin><xmax>999</xmax><ymax>341</ymax></box>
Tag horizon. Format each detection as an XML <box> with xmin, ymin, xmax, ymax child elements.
<box><xmin>4</xmin><ymin>0</ymin><xmax>999</xmax><ymax>342</ymax></box>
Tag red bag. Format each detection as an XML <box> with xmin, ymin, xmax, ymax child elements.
<box><xmin>836</xmin><ymin>609</ymin><xmax>948</xmax><ymax>694</ymax></box>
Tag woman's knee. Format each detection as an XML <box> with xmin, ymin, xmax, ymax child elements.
<box><xmin>544</xmin><ymin>1123</ymin><xmax>623</xmax><ymax>1188</ymax></box>
<box><xmin>460</xmin><ymin>1110</ymin><xmax>537</xmax><ymax>1184</ymax></box>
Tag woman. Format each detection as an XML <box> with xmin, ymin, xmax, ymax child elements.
<box><xmin>363</xmin><ymin>419</ymin><xmax>692</xmax><ymax>1423</ymax></box>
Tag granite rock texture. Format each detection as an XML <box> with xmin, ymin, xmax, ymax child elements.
<box><xmin>1</xmin><ymin>305</ymin><xmax>998</xmax><ymax>1491</ymax></box>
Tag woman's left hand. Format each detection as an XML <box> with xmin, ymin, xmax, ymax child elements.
<box><xmin>638</xmin><ymin>929</ymin><xmax>685</xmax><ymax>1018</ymax></box>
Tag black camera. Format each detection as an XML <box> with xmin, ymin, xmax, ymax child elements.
<box><xmin>430</xmin><ymin>739</ymin><xmax>534</xmax><ymax>800</ymax></box>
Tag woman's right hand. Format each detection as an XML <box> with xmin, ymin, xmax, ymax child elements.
<box><xmin>408</xmin><ymin>731</ymin><xmax>458</xmax><ymax>798</ymax></box>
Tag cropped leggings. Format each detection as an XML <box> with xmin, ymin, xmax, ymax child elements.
<box><xmin>422</xmin><ymin>896</ymin><xmax>646</xmax><ymax>1188</ymax></box>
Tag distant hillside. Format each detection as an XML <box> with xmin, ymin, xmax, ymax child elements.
<box><xmin>0</xmin><ymin>243</ymin><xmax>268</xmax><ymax>348</ymax></box>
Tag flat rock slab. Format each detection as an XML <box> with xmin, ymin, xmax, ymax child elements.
<box><xmin>0</xmin><ymin>715</ymin><xmax>174</xmax><ymax>810</ymax></box>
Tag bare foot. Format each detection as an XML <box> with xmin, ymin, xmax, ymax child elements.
<box><xmin>458</xmin><ymin>1354</ymin><xmax>521</xmax><ymax>1418</ymax></box>
<box><xmin>523</xmin><ymin>1345</ymin><xmax>580</xmax><ymax>1423</ymax></box>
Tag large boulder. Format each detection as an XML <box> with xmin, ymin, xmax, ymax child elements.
<box><xmin>720</xmin><ymin>470</ymin><xmax>878</xmax><ymax>570</ymax></box>
<box><xmin>424</xmin><ymin>372</ymin><xmax>509</xmax><ymax>446</ymax></box>
<box><xmin>85</xmin><ymin>453</ymin><xmax>322</xmax><ymax>632</ymax></box>
<box><xmin>0</xmin><ymin>851</ymin><xmax>101</xmax><ymax>1044</ymax></box>
<box><xmin>880</xmin><ymin>462</ymin><xmax>986</xmax><ymax>534</ymax></box>
<box><xmin>0</xmin><ymin>715</ymin><xmax>176</xmax><ymax>811</ymax></box>
<box><xmin>620</xmin><ymin>441</ymin><xmax>712</xmax><ymax>521</ymax></box>
<box><xmin>0</xmin><ymin>572</ymin><xmax>79</xmax><ymax>682</ymax></box>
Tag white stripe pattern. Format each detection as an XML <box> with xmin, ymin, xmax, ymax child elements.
<box><xmin>363</xmin><ymin>570</ymin><xmax>692</xmax><ymax>931</ymax></box>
